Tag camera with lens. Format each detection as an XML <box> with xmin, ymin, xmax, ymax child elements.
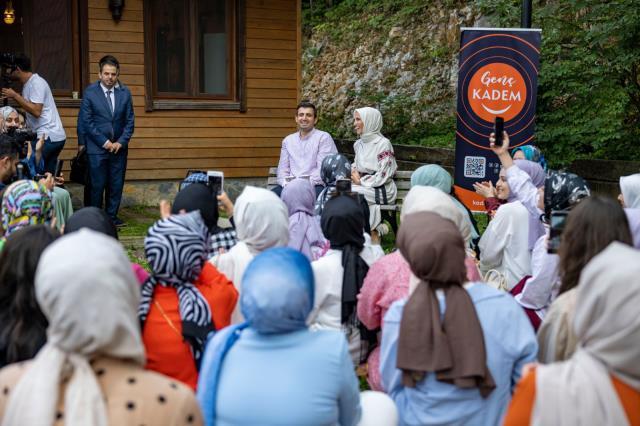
<box><xmin>5</xmin><ymin>127</ymin><xmax>36</xmax><ymax>159</ymax></box>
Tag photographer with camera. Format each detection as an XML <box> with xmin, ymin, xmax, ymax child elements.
<box><xmin>1</xmin><ymin>106</ymin><xmax>44</xmax><ymax>177</ymax></box>
<box><xmin>0</xmin><ymin>53</ymin><xmax>66</xmax><ymax>175</ymax></box>
<box><xmin>0</xmin><ymin>106</ymin><xmax>73</xmax><ymax>228</ymax></box>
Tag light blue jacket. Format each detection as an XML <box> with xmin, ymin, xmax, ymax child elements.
<box><xmin>381</xmin><ymin>283</ymin><xmax>538</xmax><ymax>426</ymax></box>
<box><xmin>202</xmin><ymin>327</ymin><xmax>361</xmax><ymax>426</ymax></box>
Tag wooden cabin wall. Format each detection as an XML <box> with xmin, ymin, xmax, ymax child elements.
<box><xmin>58</xmin><ymin>0</ymin><xmax>300</xmax><ymax>180</ymax></box>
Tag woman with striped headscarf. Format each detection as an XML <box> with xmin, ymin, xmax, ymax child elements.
<box><xmin>139</xmin><ymin>211</ymin><xmax>238</xmax><ymax>390</ymax></box>
<box><xmin>0</xmin><ymin>179</ymin><xmax>53</xmax><ymax>251</ymax></box>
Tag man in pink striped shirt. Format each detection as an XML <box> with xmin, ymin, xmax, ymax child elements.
<box><xmin>273</xmin><ymin>101</ymin><xmax>337</xmax><ymax>198</ymax></box>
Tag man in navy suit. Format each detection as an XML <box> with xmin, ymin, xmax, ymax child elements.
<box><xmin>78</xmin><ymin>55</ymin><xmax>134</xmax><ymax>226</ymax></box>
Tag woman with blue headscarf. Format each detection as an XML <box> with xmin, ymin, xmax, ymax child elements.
<box><xmin>196</xmin><ymin>248</ymin><xmax>362</xmax><ymax>426</ymax></box>
<box><xmin>511</xmin><ymin>145</ymin><xmax>547</xmax><ymax>171</ymax></box>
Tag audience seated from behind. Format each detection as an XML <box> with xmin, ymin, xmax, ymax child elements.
<box><xmin>281</xmin><ymin>177</ymin><xmax>328</xmax><ymax>261</ymax></box>
<box><xmin>357</xmin><ymin>185</ymin><xmax>480</xmax><ymax>391</ymax></box>
<box><xmin>0</xmin><ymin>225</ymin><xmax>58</xmax><ymax>367</ymax></box>
<box><xmin>380</xmin><ymin>212</ymin><xmax>537</xmax><ymax>425</ymax></box>
<box><xmin>504</xmin><ymin>242</ymin><xmax>640</xmax><ymax>426</ymax></box>
<box><xmin>0</xmin><ymin>229</ymin><xmax>202</xmax><ymax>425</ymax></box>
<box><xmin>196</xmin><ymin>248</ymin><xmax>364</xmax><ymax>426</ymax></box>
<box><xmin>308</xmin><ymin>193</ymin><xmax>384</xmax><ymax>366</ymax></box>
<box><xmin>536</xmin><ymin>196</ymin><xmax>632</xmax><ymax>363</ymax></box>
<box><xmin>140</xmin><ymin>211</ymin><xmax>237</xmax><ymax>390</ymax></box>
<box><xmin>209</xmin><ymin>186</ymin><xmax>289</xmax><ymax>323</ymax></box>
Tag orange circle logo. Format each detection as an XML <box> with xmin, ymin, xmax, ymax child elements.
<box><xmin>467</xmin><ymin>63</ymin><xmax>527</xmax><ymax>122</ymax></box>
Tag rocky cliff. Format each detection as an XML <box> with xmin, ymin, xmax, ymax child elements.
<box><xmin>302</xmin><ymin>1</ymin><xmax>484</xmax><ymax>147</ymax></box>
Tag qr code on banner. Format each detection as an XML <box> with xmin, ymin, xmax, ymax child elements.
<box><xmin>464</xmin><ymin>156</ymin><xmax>486</xmax><ymax>178</ymax></box>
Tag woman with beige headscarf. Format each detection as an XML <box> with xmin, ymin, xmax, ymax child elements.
<box><xmin>209</xmin><ymin>186</ymin><xmax>289</xmax><ymax>324</ymax></box>
<box><xmin>0</xmin><ymin>229</ymin><xmax>202</xmax><ymax>426</ymax></box>
<box><xmin>350</xmin><ymin>107</ymin><xmax>397</xmax><ymax>238</ymax></box>
<box><xmin>357</xmin><ymin>186</ymin><xmax>481</xmax><ymax>391</ymax></box>
<box><xmin>504</xmin><ymin>242</ymin><xmax>640</xmax><ymax>425</ymax></box>
<box><xmin>380</xmin><ymin>212</ymin><xmax>537</xmax><ymax>425</ymax></box>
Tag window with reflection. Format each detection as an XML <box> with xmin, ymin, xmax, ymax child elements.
<box><xmin>144</xmin><ymin>0</ymin><xmax>244</xmax><ymax>109</ymax></box>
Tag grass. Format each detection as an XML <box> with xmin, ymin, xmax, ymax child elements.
<box><xmin>118</xmin><ymin>205</ymin><xmax>157</xmax><ymax>270</ymax></box>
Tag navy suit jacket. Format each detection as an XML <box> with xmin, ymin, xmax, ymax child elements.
<box><xmin>78</xmin><ymin>81</ymin><xmax>134</xmax><ymax>155</ymax></box>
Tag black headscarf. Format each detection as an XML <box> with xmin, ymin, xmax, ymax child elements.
<box><xmin>544</xmin><ymin>170</ymin><xmax>590</xmax><ymax>221</ymax></box>
<box><xmin>65</xmin><ymin>207</ymin><xmax>118</xmax><ymax>239</ymax></box>
<box><xmin>320</xmin><ymin>194</ymin><xmax>368</xmax><ymax>326</ymax></box>
<box><xmin>172</xmin><ymin>183</ymin><xmax>219</xmax><ymax>233</ymax></box>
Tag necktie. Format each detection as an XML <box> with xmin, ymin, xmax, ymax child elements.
<box><xmin>106</xmin><ymin>90</ymin><xmax>114</xmax><ymax>114</ymax></box>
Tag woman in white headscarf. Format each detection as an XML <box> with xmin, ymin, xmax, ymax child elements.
<box><xmin>504</xmin><ymin>242</ymin><xmax>640</xmax><ymax>426</ymax></box>
<box><xmin>0</xmin><ymin>229</ymin><xmax>202</xmax><ymax>426</ymax></box>
<box><xmin>350</xmin><ymin>107</ymin><xmax>397</xmax><ymax>237</ymax></box>
<box><xmin>209</xmin><ymin>186</ymin><xmax>289</xmax><ymax>323</ymax></box>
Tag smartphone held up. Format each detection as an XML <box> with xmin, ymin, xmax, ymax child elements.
<box><xmin>207</xmin><ymin>170</ymin><xmax>224</xmax><ymax>196</ymax></box>
<box><xmin>493</xmin><ymin>116</ymin><xmax>504</xmax><ymax>147</ymax></box>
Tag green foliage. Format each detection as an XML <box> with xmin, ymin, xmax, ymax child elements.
<box><xmin>306</xmin><ymin>0</ymin><xmax>640</xmax><ymax>163</ymax></box>
<box><xmin>303</xmin><ymin>0</ymin><xmax>442</xmax><ymax>45</ymax></box>
<box><xmin>477</xmin><ymin>0</ymin><xmax>640</xmax><ymax>166</ymax></box>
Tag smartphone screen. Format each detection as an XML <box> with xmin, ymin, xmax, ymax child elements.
<box><xmin>548</xmin><ymin>210</ymin><xmax>568</xmax><ymax>254</ymax></box>
<box><xmin>494</xmin><ymin>116</ymin><xmax>504</xmax><ymax>146</ymax></box>
<box><xmin>55</xmin><ymin>160</ymin><xmax>64</xmax><ymax>177</ymax></box>
<box><xmin>207</xmin><ymin>171</ymin><xmax>224</xmax><ymax>196</ymax></box>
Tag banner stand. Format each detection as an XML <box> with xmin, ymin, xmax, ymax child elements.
<box><xmin>454</xmin><ymin>28</ymin><xmax>542</xmax><ymax>212</ymax></box>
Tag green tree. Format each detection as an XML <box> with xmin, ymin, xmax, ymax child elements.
<box><xmin>479</xmin><ymin>0</ymin><xmax>640</xmax><ymax>166</ymax></box>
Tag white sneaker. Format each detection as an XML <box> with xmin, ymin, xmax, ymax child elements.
<box><xmin>375</xmin><ymin>223</ymin><xmax>390</xmax><ymax>237</ymax></box>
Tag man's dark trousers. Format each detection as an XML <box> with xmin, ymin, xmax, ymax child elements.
<box><xmin>78</xmin><ymin>80</ymin><xmax>134</xmax><ymax>220</ymax></box>
<box><xmin>88</xmin><ymin>150</ymin><xmax>127</xmax><ymax>218</ymax></box>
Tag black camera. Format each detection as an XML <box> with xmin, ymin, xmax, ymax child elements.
<box><xmin>6</xmin><ymin>127</ymin><xmax>36</xmax><ymax>159</ymax></box>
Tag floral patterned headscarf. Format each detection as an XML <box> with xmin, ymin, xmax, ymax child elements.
<box><xmin>1</xmin><ymin>180</ymin><xmax>53</xmax><ymax>238</ymax></box>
